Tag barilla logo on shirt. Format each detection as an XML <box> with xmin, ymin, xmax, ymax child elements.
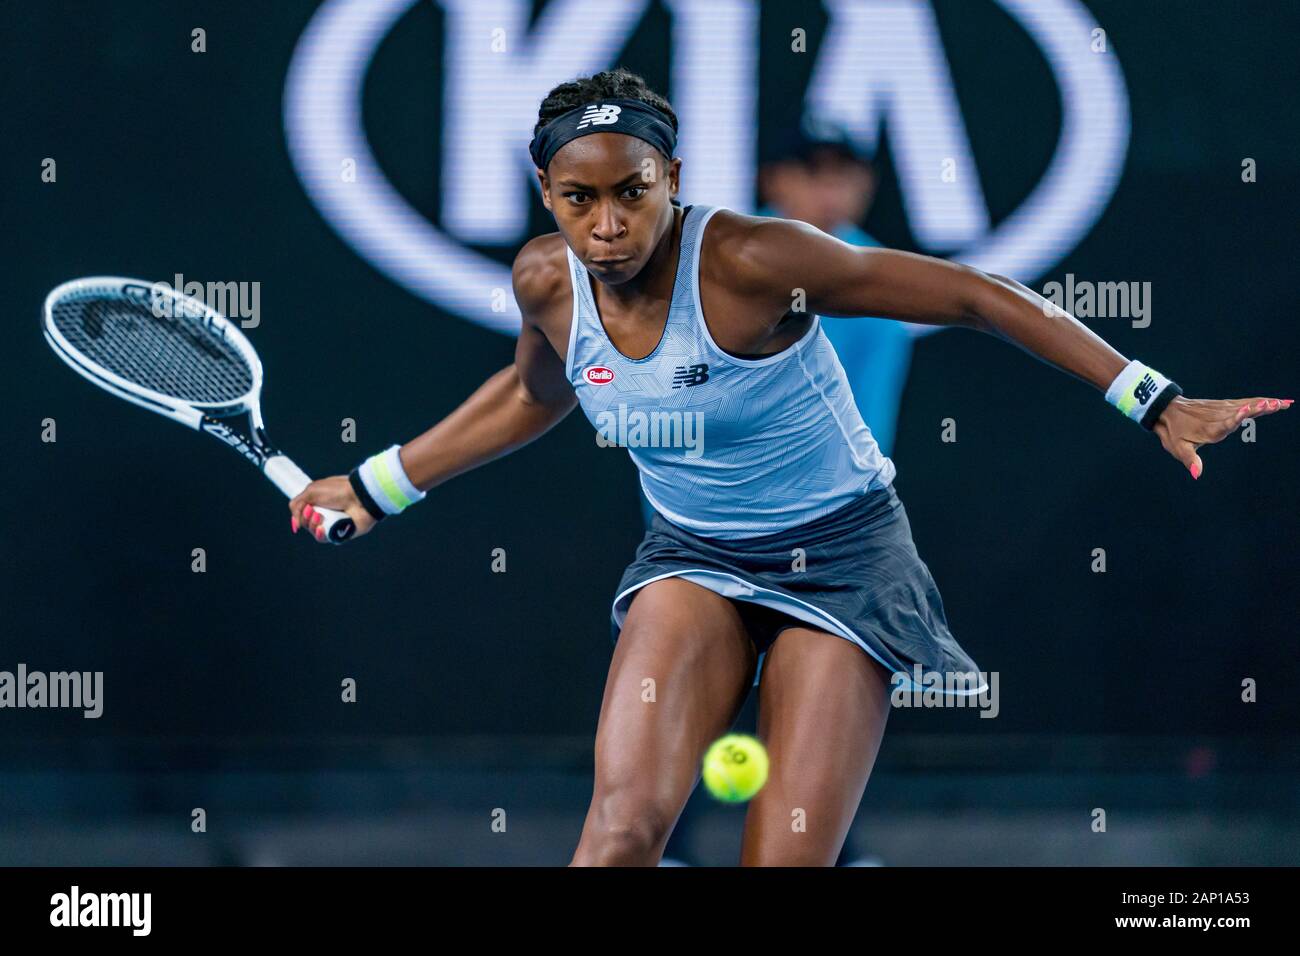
<box><xmin>584</xmin><ymin>366</ymin><xmax>615</xmax><ymax>386</ymax></box>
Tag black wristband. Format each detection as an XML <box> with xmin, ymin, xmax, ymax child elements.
<box><xmin>1140</xmin><ymin>382</ymin><xmax>1182</xmax><ymax>431</ymax></box>
<box><xmin>349</xmin><ymin>469</ymin><xmax>387</xmax><ymax>522</ymax></box>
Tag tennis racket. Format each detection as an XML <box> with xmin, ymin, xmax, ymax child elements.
<box><xmin>42</xmin><ymin>276</ymin><xmax>355</xmax><ymax>543</ymax></box>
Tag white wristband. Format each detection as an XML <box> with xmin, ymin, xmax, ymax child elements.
<box><xmin>357</xmin><ymin>444</ymin><xmax>425</xmax><ymax>515</ymax></box>
<box><xmin>1105</xmin><ymin>360</ymin><xmax>1181</xmax><ymax>429</ymax></box>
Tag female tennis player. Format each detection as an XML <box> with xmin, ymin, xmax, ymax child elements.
<box><xmin>289</xmin><ymin>69</ymin><xmax>1290</xmax><ymax>866</ymax></box>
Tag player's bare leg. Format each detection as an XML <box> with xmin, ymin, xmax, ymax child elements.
<box><xmin>739</xmin><ymin>627</ymin><xmax>893</xmax><ymax>866</ymax></box>
<box><xmin>570</xmin><ymin>579</ymin><xmax>757</xmax><ymax>866</ymax></box>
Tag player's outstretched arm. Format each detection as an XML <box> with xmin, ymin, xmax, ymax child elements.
<box><xmin>289</xmin><ymin>244</ymin><xmax>578</xmax><ymax>543</ymax></box>
<box><xmin>735</xmin><ymin>215</ymin><xmax>1292</xmax><ymax>480</ymax></box>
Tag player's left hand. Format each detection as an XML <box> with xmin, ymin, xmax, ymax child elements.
<box><xmin>1153</xmin><ymin>395</ymin><xmax>1291</xmax><ymax>479</ymax></box>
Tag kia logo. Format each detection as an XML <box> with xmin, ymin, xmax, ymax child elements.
<box><xmin>584</xmin><ymin>366</ymin><xmax>615</xmax><ymax>386</ymax></box>
<box><xmin>285</xmin><ymin>0</ymin><xmax>1129</xmax><ymax>337</ymax></box>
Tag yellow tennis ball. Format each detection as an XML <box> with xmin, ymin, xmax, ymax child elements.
<box><xmin>702</xmin><ymin>734</ymin><xmax>769</xmax><ymax>803</ymax></box>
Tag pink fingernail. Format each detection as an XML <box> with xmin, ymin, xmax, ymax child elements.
<box><xmin>1238</xmin><ymin>405</ymin><xmax>1250</xmax><ymax>416</ymax></box>
<box><xmin>291</xmin><ymin>517</ymin><xmax>299</xmax><ymax>533</ymax></box>
<box><xmin>1269</xmin><ymin>399</ymin><xmax>1280</xmax><ymax>409</ymax></box>
<box><xmin>1256</xmin><ymin>400</ymin><xmax>1267</xmax><ymax>411</ymax></box>
<box><xmin>315</xmin><ymin>527</ymin><xmax>325</xmax><ymax>541</ymax></box>
<box><xmin>1190</xmin><ymin>461</ymin><xmax>1201</xmax><ymax>480</ymax></box>
<box><xmin>304</xmin><ymin>505</ymin><xmax>315</xmax><ymax>520</ymax></box>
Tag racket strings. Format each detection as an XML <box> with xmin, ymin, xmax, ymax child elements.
<box><xmin>52</xmin><ymin>296</ymin><xmax>254</xmax><ymax>404</ymax></box>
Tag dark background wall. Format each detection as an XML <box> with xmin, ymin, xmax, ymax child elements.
<box><xmin>3</xmin><ymin>0</ymin><xmax>1296</xmax><ymax>747</ymax></box>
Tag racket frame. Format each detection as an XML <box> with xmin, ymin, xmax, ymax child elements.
<box><xmin>42</xmin><ymin>276</ymin><xmax>354</xmax><ymax>543</ymax></box>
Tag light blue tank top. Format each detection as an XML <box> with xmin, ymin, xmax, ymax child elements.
<box><xmin>564</xmin><ymin>204</ymin><xmax>896</xmax><ymax>539</ymax></box>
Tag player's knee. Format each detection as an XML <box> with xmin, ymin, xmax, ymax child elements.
<box><xmin>585</xmin><ymin>788</ymin><xmax>674</xmax><ymax>864</ymax></box>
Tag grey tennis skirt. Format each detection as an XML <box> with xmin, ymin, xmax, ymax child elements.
<box><xmin>612</xmin><ymin>483</ymin><xmax>985</xmax><ymax>693</ymax></box>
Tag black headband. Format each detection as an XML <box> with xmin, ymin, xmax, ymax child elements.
<box><xmin>528</xmin><ymin>98</ymin><xmax>677</xmax><ymax>172</ymax></box>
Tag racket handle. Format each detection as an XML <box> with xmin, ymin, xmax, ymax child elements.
<box><xmin>264</xmin><ymin>455</ymin><xmax>356</xmax><ymax>544</ymax></box>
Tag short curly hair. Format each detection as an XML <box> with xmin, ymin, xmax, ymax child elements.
<box><xmin>533</xmin><ymin>68</ymin><xmax>680</xmax><ymax>205</ymax></box>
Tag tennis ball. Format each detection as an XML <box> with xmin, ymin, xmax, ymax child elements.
<box><xmin>701</xmin><ymin>734</ymin><xmax>769</xmax><ymax>803</ymax></box>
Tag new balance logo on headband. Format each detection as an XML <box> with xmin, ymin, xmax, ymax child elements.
<box><xmin>577</xmin><ymin>104</ymin><xmax>622</xmax><ymax>129</ymax></box>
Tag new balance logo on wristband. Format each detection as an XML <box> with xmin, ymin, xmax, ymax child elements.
<box><xmin>671</xmin><ymin>364</ymin><xmax>709</xmax><ymax>388</ymax></box>
<box><xmin>1105</xmin><ymin>359</ymin><xmax>1180</xmax><ymax>430</ymax></box>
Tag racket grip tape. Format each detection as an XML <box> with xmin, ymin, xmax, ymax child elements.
<box><xmin>264</xmin><ymin>455</ymin><xmax>356</xmax><ymax>543</ymax></box>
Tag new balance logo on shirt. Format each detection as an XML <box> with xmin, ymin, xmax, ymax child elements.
<box><xmin>672</xmin><ymin>363</ymin><xmax>710</xmax><ymax>388</ymax></box>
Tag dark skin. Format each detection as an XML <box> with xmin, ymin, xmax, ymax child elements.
<box><xmin>288</xmin><ymin>131</ymin><xmax>1289</xmax><ymax>864</ymax></box>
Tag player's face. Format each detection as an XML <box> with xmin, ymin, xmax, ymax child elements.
<box><xmin>540</xmin><ymin>134</ymin><xmax>681</xmax><ymax>285</ymax></box>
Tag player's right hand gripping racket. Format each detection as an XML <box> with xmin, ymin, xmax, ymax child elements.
<box><xmin>42</xmin><ymin>276</ymin><xmax>355</xmax><ymax>543</ymax></box>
